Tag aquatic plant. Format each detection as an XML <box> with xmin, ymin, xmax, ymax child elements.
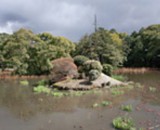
<box><xmin>121</xmin><ymin>105</ymin><xmax>133</xmax><ymax>112</ymax></box>
<box><xmin>111</xmin><ymin>88</ymin><xmax>124</xmax><ymax>96</ymax></box>
<box><xmin>112</xmin><ymin>74</ymin><xmax>127</xmax><ymax>81</ymax></box>
<box><xmin>37</xmin><ymin>79</ymin><xmax>48</xmax><ymax>86</ymax></box>
<box><xmin>92</xmin><ymin>100</ymin><xmax>112</xmax><ymax>108</ymax></box>
<box><xmin>20</xmin><ymin>80</ymin><xmax>29</xmax><ymax>86</ymax></box>
<box><xmin>101</xmin><ymin>101</ymin><xmax>112</xmax><ymax>106</ymax></box>
<box><xmin>51</xmin><ymin>91</ymin><xmax>64</xmax><ymax>97</ymax></box>
<box><xmin>33</xmin><ymin>85</ymin><xmax>51</xmax><ymax>94</ymax></box>
<box><xmin>92</xmin><ymin>103</ymin><xmax>99</xmax><ymax>108</ymax></box>
<box><xmin>112</xmin><ymin>116</ymin><xmax>135</xmax><ymax>130</ymax></box>
<box><xmin>149</xmin><ymin>86</ymin><xmax>156</xmax><ymax>92</ymax></box>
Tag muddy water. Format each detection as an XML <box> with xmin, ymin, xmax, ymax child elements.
<box><xmin>0</xmin><ymin>71</ymin><xmax>160</xmax><ymax>130</ymax></box>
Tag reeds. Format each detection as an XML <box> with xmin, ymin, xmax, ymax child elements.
<box><xmin>114</xmin><ymin>67</ymin><xmax>153</xmax><ymax>74</ymax></box>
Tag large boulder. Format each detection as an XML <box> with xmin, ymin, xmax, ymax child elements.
<box><xmin>49</xmin><ymin>58</ymin><xmax>78</xmax><ymax>83</ymax></box>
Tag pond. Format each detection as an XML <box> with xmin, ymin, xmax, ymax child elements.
<box><xmin>0</xmin><ymin>71</ymin><xmax>160</xmax><ymax>130</ymax></box>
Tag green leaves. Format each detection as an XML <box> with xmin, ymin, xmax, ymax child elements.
<box><xmin>125</xmin><ymin>24</ymin><xmax>160</xmax><ymax>67</ymax></box>
<box><xmin>112</xmin><ymin>116</ymin><xmax>135</xmax><ymax>130</ymax></box>
<box><xmin>75</xmin><ymin>28</ymin><xmax>126</xmax><ymax>66</ymax></box>
<box><xmin>0</xmin><ymin>28</ymin><xmax>75</xmax><ymax>75</ymax></box>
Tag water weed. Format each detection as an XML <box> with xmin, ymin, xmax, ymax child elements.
<box><xmin>112</xmin><ymin>74</ymin><xmax>127</xmax><ymax>82</ymax></box>
<box><xmin>33</xmin><ymin>85</ymin><xmax>51</xmax><ymax>94</ymax></box>
<box><xmin>112</xmin><ymin>116</ymin><xmax>135</xmax><ymax>130</ymax></box>
<box><xmin>20</xmin><ymin>80</ymin><xmax>29</xmax><ymax>86</ymax></box>
<box><xmin>111</xmin><ymin>88</ymin><xmax>124</xmax><ymax>96</ymax></box>
<box><xmin>149</xmin><ymin>86</ymin><xmax>156</xmax><ymax>92</ymax></box>
<box><xmin>121</xmin><ymin>105</ymin><xmax>133</xmax><ymax>112</ymax></box>
<box><xmin>92</xmin><ymin>100</ymin><xmax>112</xmax><ymax>108</ymax></box>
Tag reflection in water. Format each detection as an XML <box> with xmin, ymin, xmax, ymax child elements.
<box><xmin>0</xmin><ymin>71</ymin><xmax>160</xmax><ymax>130</ymax></box>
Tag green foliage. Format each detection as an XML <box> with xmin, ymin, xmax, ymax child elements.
<box><xmin>111</xmin><ymin>88</ymin><xmax>124</xmax><ymax>96</ymax></box>
<box><xmin>88</xmin><ymin>69</ymin><xmax>100</xmax><ymax>81</ymax></box>
<box><xmin>112</xmin><ymin>74</ymin><xmax>127</xmax><ymax>81</ymax></box>
<box><xmin>125</xmin><ymin>24</ymin><xmax>160</xmax><ymax>67</ymax></box>
<box><xmin>37</xmin><ymin>79</ymin><xmax>48</xmax><ymax>86</ymax></box>
<box><xmin>112</xmin><ymin>116</ymin><xmax>135</xmax><ymax>130</ymax></box>
<box><xmin>19</xmin><ymin>80</ymin><xmax>29</xmax><ymax>86</ymax></box>
<box><xmin>0</xmin><ymin>28</ymin><xmax>75</xmax><ymax>75</ymax></box>
<box><xmin>73</xmin><ymin>55</ymin><xmax>89</xmax><ymax>67</ymax></box>
<box><xmin>92</xmin><ymin>100</ymin><xmax>112</xmax><ymax>108</ymax></box>
<box><xmin>102</xmin><ymin>64</ymin><xmax>113</xmax><ymax>76</ymax></box>
<box><xmin>83</xmin><ymin>60</ymin><xmax>103</xmax><ymax>76</ymax></box>
<box><xmin>51</xmin><ymin>91</ymin><xmax>64</xmax><ymax>97</ymax></box>
<box><xmin>75</xmin><ymin>28</ymin><xmax>127</xmax><ymax>66</ymax></box>
<box><xmin>121</xmin><ymin>105</ymin><xmax>133</xmax><ymax>112</ymax></box>
<box><xmin>101</xmin><ymin>101</ymin><xmax>112</xmax><ymax>106</ymax></box>
<box><xmin>33</xmin><ymin>85</ymin><xmax>51</xmax><ymax>94</ymax></box>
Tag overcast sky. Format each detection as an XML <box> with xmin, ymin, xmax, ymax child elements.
<box><xmin>0</xmin><ymin>0</ymin><xmax>160</xmax><ymax>41</ymax></box>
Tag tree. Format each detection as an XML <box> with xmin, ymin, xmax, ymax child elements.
<box><xmin>75</xmin><ymin>28</ymin><xmax>127</xmax><ymax>66</ymax></box>
<box><xmin>125</xmin><ymin>24</ymin><xmax>160</xmax><ymax>67</ymax></box>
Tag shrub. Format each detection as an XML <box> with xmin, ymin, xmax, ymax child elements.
<box><xmin>50</xmin><ymin>58</ymin><xmax>78</xmax><ymax>83</ymax></box>
<box><xmin>102</xmin><ymin>64</ymin><xmax>113</xmax><ymax>76</ymax></box>
<box><xmin>83</xmin><ymin>60</ymin><xmax>103</xmax><ymax>76</ymax></box>
<box><xmin>88</xmin><ymin>69</ymin><xmax>100</xmax><ymax>81</ymax></box>
<box><xmin>73</xmin><ymin>55</ymin><xmax>89</xmax><ymax>67</ymax></box>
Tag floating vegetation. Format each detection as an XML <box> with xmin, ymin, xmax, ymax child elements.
<box><xmin>149</xmin><ymin>86</ymin><xmax>156</xmax><ymax>92</ymax></box>
<box><xmin>33</xmin><ymin>80</ymin><xmax>101</xmax><ymax>97</ymax></box>
<box><xmin>92</xmin><ymin>100</ymin><xmax>112</xmax><ymax>108</ymax></box>
<box><xmin>101</xmin><ymin>101</ymin><xmax>112</xmax><ymax>106</ymax></box>
<box><xmin>126</xmin><ymin>86</ymin><xmax>134</xmax><ymax>90</ymax></box>
<box><xmin>121</xmin><ymin>105</ymin><xmax>133</xmax><ymax>112</ymax></box>
<box><xmin>111</xmin><ymin>88</ymin><xmax>124</xmax><ymax>96</ymax></box>
<box><xmin>33</xmin><ymin>85</ymin><xmax>51</xmax><ymax>94</ymax></box>
<box><xmin>20</xmin><ymin>80</ymin><xmax>29</xmax><ymax>86</ymax></box>
<box><xmin>92</xmin><ymin>103</ymin><xmax>99</xmax><ymax>108</ymax></box>
<box><xmin>112</xmin><ymin>116</ymin><xmax>135</xmax><ymax>130</ymax></box>
<box><xmin>51</xmin><ymin>91</ymin><xmax>64</xmax><ymax>97</ymax></box>
<box><xmin>37</xmin><ymin>79</ymin><xmax>48</xmax><ymax>86</ymax></box>
<box><xmin>112</xmin><ymin>74</ymin><xmax>127</xmax><ymax>82</ymax></box>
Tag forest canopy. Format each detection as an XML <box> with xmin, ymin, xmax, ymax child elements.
<box><xmin>0</xmin><ymin>24</ymin><xmax>160</xmax><ymax>75</ymax></box>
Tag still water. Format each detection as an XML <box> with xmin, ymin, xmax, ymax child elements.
<box><xmin>0</xmin><ymin>71</ymin><xmax>160</xmax><ymax>130</ymax></box>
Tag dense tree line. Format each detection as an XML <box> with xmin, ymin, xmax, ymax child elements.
<box><xmin>0</xmin><ymin>28</ymin><xmax>75</xmax><ymax>75</ymax></box>
<box><xmin>75</xmin><ymin>25</ymin><xmax>160</xmax><ymax>68</ymax></box>
<box><xmin>124</xmin><ymin>24</ymin><xmax>160</xmax><ymax>67</ymax></box>
<box><xmin>0</xmin><ymin>24</ymin><xmax>160</xmax><ymax>75</ymax></box>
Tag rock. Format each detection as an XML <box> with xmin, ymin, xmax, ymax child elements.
<box><xmin>92</xmin><ymin>73</ymin><xmax>123</xmax><ymax>88</ymax></box>
<box><xmin>53</xmin><ymin>73</ymin><xmax>124</xmax><ymax>90</ymax></box>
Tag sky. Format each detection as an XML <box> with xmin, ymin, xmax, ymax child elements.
<box><xmin>0</xmin><ymin>0</ymin><xmax>160</xmax><ymax>41</ymax></box>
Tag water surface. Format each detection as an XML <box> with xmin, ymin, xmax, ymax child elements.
<box><xmin>0</xmin><ymin>71</ymin><xmax>160</xmax><ymax>130</ymax></box>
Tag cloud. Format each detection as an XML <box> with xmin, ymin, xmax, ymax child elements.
<box><xmin>0</xmin><ymin>0</ymin><xmax>160</xmax><ymax>41</ymax></box>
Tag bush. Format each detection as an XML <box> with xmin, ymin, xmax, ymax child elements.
<box><xmin>102</xmin><ymin>64</ymin><xmax>113</xmax><ymax>76</ymax></box>
<box><xmin>83</xmin><ymin>60</ymin><xmax>103</xmax><ymax>76</ymax></box>
<box><xmin>50</xmin><ymin>58</ymin><xmax>78</xmax><ymax>83</ymax></box>
<box><xmin>88</xmin><ymin>69</ymin><xmax>100</xmax><ymax>81</ymax></box>
<box><xmin>73</xmin><ymin>55</ymin><xmax>89</xmax><ymax>67</ymax></box>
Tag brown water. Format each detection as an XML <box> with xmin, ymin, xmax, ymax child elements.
<box><xmin>0</xmin><ymin>71</ymin><xmax>160</xmax><ymax>130</ymax></box>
